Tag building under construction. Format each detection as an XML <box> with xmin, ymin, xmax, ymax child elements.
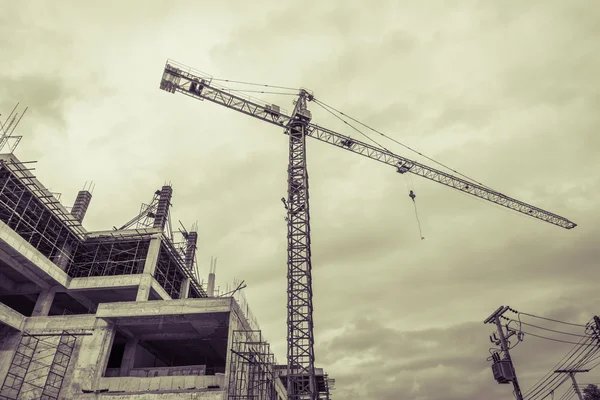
<box><xmin>0</xmin><ymin>153</ymin><xmax>333</xmax><ymax>399</ymax></box>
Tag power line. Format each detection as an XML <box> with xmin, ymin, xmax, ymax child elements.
<box><xmin>527</xmin><ymin>344</ymin><xmax>599</xmax><ymax>400</ymax></box>
<box><xmin>515</xmin><ymin>311</ymin><xmax>587</xmax><ymax>328</ymax></box>
<box><xmin>524</xmin><ymin>334</ymin><xmax>595</xmax><ymax>399</ymax></box>
<box><xmin>505</xmin><ymin>318</ymin><xmax>590</xmax><ymax>338</ymax></box>
<box><xmin>520</xmin><ymin>331</ymin><xmax>593</xmax><ymax>346</ymax></box>
<box><xmin>528</xmin><ymin>344</ymin><xmax>600</xmax><ymax>400</ymax></box>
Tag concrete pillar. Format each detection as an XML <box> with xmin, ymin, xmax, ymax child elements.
<box><xmin>136</xmin><ymin>237</ymin><xmax>161</xmax><ymax>301</ymax></box>
<box><xmin>119</xmin><ymin>339</ymin><xmax>138</xmax><ymax>377</ymax></box>
<box><xmin>53</xmin><ymin>242</ymin><xmax>74</xmax><ymax>271</ymax></box>
<box><xmin>71</xmin><ymin>190</ymin><xmax>92</xmax><ymax>223</ymax></box>
<box><xmin>32</xmin><ymin>289</ymin><xmax>56</xmax><ymax>316</ymax></box>
<box><xmin>207</xmin><ymin>256</ymin><xmax>216</xmax><ymax>297</ymax></box>
<box><xmin>152</xmin><ymin>186</ymin><xmax>172</xmax><ymax>231</ymax></box>
<box><xmin>179</xmin><ymin>231</ymin><xmax>196</xmax><ymax>300</ymax></box>
<box><xmin>207</xmin><ymin>273</ymin><xmax>215</xmax><ymax>297</ymax></box>
<box><xmin>136</xmin><ymin>274</ymin><xmax>153</xmax><ymax>302</ymax></box>
<box><xmin>223</xmin><ymin>303</ymin><xmax>241</xmax><ymax>395</ymax></box>
<box><xmin>179</xmin><ymin>278</ymin><xmax>190</xmax><ymax>299</ymax></box>
<box><xmin>143</xmin><ymin>238</ymin><xmax>161</xmax><ymax>276</ymax></box>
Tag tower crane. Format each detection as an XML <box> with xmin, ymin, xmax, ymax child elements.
<box><xmin>158</xmin><ymin>60</ymin><xmax>576</xmax><ymax>400</ymax></box>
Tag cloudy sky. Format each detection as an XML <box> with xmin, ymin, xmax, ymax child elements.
<box><xmin>1</xmin><ymin>0</ymin><xmax>599</xmax><ymax>398</ymax></box>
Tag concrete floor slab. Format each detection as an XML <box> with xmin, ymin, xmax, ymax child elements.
<box><xmin>68</xmin><ymin>275</ymin><xmax>143</xmax><ymax>291</ymax></box>
<box><xmin>0</xmin><ymin>302</ymin><xmax>24</xmax><ymax>331</ymax></box>
<box><xmin>96</xmin><ymin>298</ymin><xmax>232</xmax><ymax>320</ymax></box>
<box><xmin>0</xmin><ymin>220</ymin><xmax>70</xmax><ymax>289</ymax></box>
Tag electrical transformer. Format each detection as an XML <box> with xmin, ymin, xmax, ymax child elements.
<box><xmin>492</xmin><ymin>360</ymin><xmax>515</xmax><ymax>384</ymax></box>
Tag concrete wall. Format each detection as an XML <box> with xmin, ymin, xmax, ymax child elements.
<box><xmin>97</xmin><ymin>374</ymin><xmax>224</xmax><ymax>393</ymax></box>
<box><xmin>73</xmin><ymin>390</ymin><xmax>224</xmax><ymax>400</ymax></box>
<box><xmin>131</xmin><ymin>365</ymin><xmax>206</xmax><ymax>377</ymax></box>
<box><xmin>106</xmin><ymin>365</ymin><xmax>206</xmax><ymax>378</ymax></box>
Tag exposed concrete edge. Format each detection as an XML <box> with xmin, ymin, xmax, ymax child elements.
<box><xmin>96</xmin><ymin>298</ymin><xmax>233</xmax><ymax>319</ymax></box>
<box><xmin>0</xmin><ymin>302</ymin><xmax>25</xmax><ymax>331</ymax></box>
<box><xmin>66</xmin><ymin>275</ymin><xmax>143</xmax><ymax>292</ymax></box>
<box><xmin>72</xmin><ymin>389</ymin><xmax>224</xmax><ymax>400</ymax></box>
<box><xmin>86</xmin><ymin>229</ymin><xmax>163</xmax><ymax>239</ymax></box>
<box><xmin>0</xmin><ymin>220</ymin><xmax>70</xmax><ymax>288</ymax></box>
<box><xmin>150</xmin><ymin>278</ymin><xmax>172</xmax><ymax>301</ymax></box>
<box><xmin>23</xmin><ymin>314</ymin><xmax>103</xmax><ymax>332</ymax></box>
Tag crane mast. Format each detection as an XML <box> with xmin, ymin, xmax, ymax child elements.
<box><xmin>285</xmin><ymin>90</ymin><xmax>317</xmax><ymax>399</ymax></box>
<box><xmin>159</xmin><ymin>59</ymin><xmax>577</xmax><ymax>400</ymax></box>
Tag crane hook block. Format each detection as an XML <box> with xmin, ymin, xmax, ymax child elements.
<box><xmin>409</xmin><ymin>190</ymin><xmax>416</xmax><ymax>201</ymax></box>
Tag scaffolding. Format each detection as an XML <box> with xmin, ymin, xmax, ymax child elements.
<box><xmin>0</xmin><ymin>161</ymin><xmax>84</xmax><ymax>268</ymax></box>
<box><xmin>0</xmin><ymin>331</ymin><xmax>77</xmax><ymax>400</ymax></box>
<box><xmin>228</xmin><ymin>330</ymin><xmax>278</xmax><ymax>400</ymax></box>
<box><xmin>66</xmin><ymin>237</ymin><xmax>150</xmax><ymax>278</ymax></box>
<box><xmin>274</xmin><ymin>366</ymin><xmax>334</xmax><ymax>400</ymax></box>
<box><xmin>0</xmin><ymin>157</ymin><xmax>209</xmax><ymax>298</ymax></box>
<box><xmin>320</xmin><ymin>375</ymin><xmax>335</xmax><ymax>400</ymax></box>
<box><xmin>155</xmin><ymin>238</ymin><xmax>207</xmax><ymax>299</ymax></box>
<box><xmin>230</xmin><ymin>282</ymin><xmax>261</xmax><ymax>334</ymax></box>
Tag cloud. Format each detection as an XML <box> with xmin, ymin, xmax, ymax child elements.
<box><xmin>319</xmin><ymin>296</ymin><xmax>600</xmax><ymax>400</ymax></box>
<box><xmin>2</xmin><ymin>1</ymin><xmax>599</xmax><ymax>399</ymax></box>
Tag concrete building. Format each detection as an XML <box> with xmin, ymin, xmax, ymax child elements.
<box><xmin>0</xmin><ymin>154</ymin><xmax>332</xmax><ymax>400</ymax></box>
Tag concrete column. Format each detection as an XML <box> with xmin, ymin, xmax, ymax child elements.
<box><xmin>136</xmin><ymin>238</ymin><xmax>161</xmax><ymax>301</ymax></box>
<box><xmin>207</xmin><ymin>257</ymin><xmax>216</xmax><ymax>297</ymax></box>
<box><xmin>53</xmin><ymin>243</ymin><xmax>74</xmax><ymax>271</ymax></box>
<box><xmin>136</xmin><ymin>274</ymin><xmax>153</xmax><ymax>302</ymax></box>
<box><xmin>223</xmin><ymin>302</ymin><xmax>241</xmax><ymax>395</ymax></box>
<box><xmin>119</xmin><ymin>339</ymin><xmax>138</xmax><ymax>377</ymax></box>
<box><xmin>143</xmin><ymin>238</ymin><xmax>161</xmax><ymax>276</ymax></box>
<box><xmin>32</xmin><ymin>289</ymin><xmax>56</xmax><ymax>316</ymax></box>
<box><xmin>207</xmin><ymin>273</ymin><xmax>215</xmax><ymax>297</ymax></box>
<box><xmin>179</xmin><ymin>278</ymin><xmax>190</xmax><ymax>299</ymax></box>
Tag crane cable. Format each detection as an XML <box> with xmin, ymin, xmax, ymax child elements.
<box><xmin>313</xmin><ymin>99</ymin><xmax>425</xmax><ymax>240</ymax></box>
<box><xmin>312</xmin><ymin>98</ymin><xmax>493</xmax><ymax>190</ymax></box>
<box><xmin>511</xmin><ymin>311</ymin><xmax>598</xmax><ymax>400</ymax></box>
<box><xmin>406</xmin><ymin>173</ymin><xmax>424</xmax><ymax>240</ymax></box>
<box><xmin>409</xmin><ymin>188</ymin><xmax>424</xmax><ymax>240</ymax></box>
<box><xmin>210</xmin><ymin>77</ymin><xmax>300</xmax><ymax>92</ymax></box>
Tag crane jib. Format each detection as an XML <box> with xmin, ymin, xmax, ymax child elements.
<box><xmin>160</xmin><ymin>62</ymin><xmax>577</xmax><ymax>231</ymax></box>
<box><xmin>160</xmin><ymin>59</ymin><xmax>576</xmax><ymax>400</ymax></box>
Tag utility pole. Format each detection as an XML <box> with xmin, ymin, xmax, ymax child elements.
<box><xmin>484</xmin><ymin>306</ymin><xmax>524</xmax><ymax>400</ymax></box>
<box><xmin>553</xmin><ymin>370</ymin><xmax>588</xmax><ymax>400</ymax></box>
